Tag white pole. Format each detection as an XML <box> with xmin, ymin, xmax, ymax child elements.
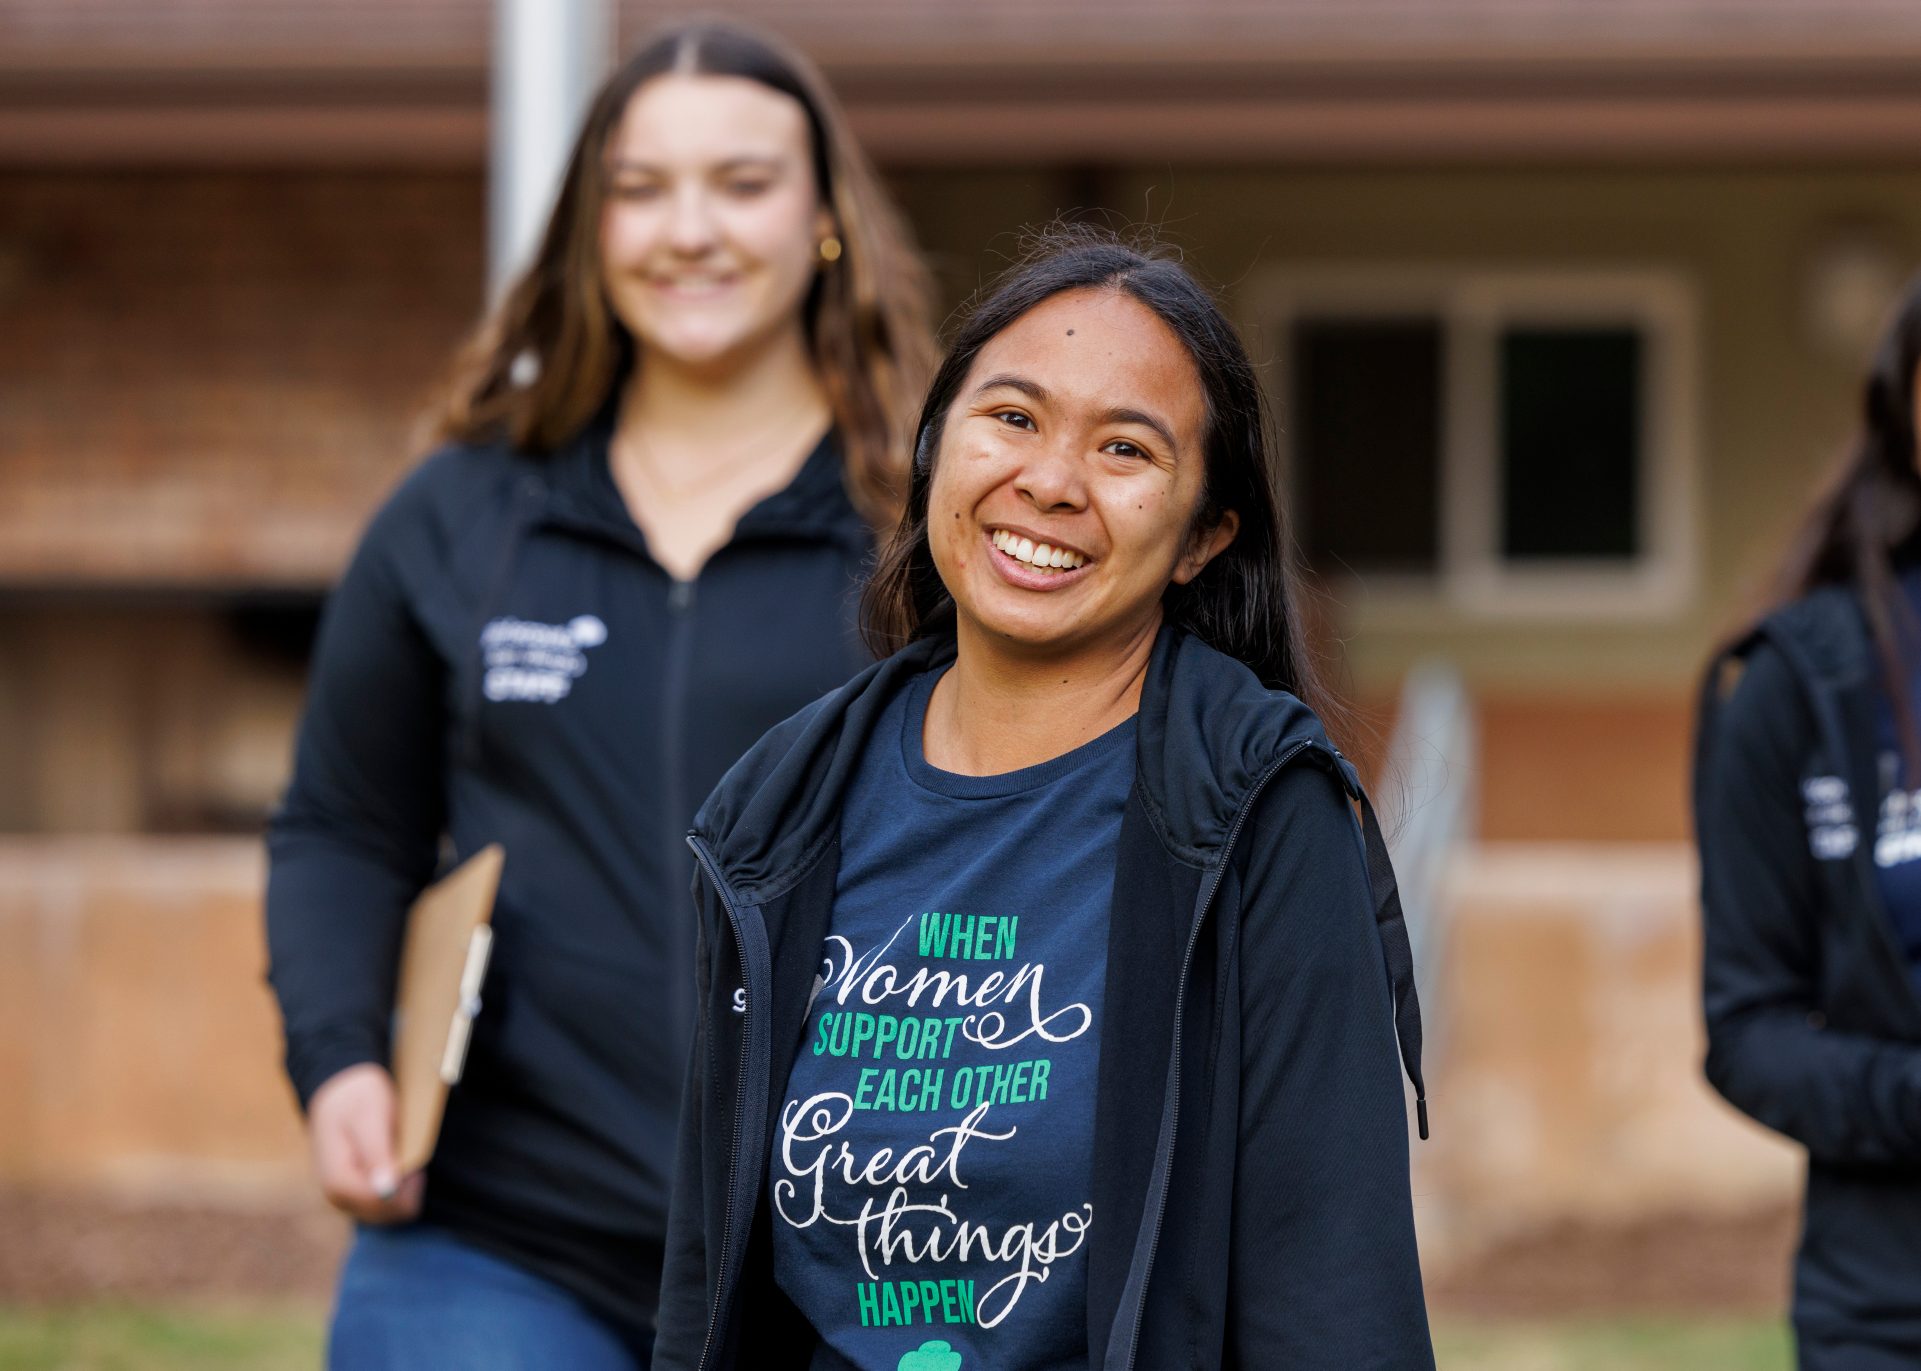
<box><xmin>489</xmin><ymin>0</ymin><xmax>614</xmax><ymax>299</ymax></box>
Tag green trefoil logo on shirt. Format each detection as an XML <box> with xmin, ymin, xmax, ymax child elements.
<box><xmin>898</xmin><ymin>1340</ymin><xmax>963</xmax><ymax>1371</ymax></box>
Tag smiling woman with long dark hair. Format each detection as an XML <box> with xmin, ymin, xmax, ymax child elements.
<box><xmin>1697</xmin><ymin>277</ymin><xmax>1921</xmax><ymax>1370</ymax></box>
<box><xmin>264</xmin><ymin>17</ymin><xmax>931</xmax><ymax>1370</ymax></box>
<box><xmin>654</xmin><ymin>229</ymin><xmax>1434</xmax><ymax>1371</ymax></box>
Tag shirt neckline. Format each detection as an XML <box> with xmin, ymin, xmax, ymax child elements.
<box><xmin>899</xmin><ymin>667</ymin><xmax>1138</xmax><ymax>801</ymax></box>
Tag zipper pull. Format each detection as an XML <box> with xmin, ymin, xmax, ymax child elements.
<box><xmin>669</xmin><ymin>580</ymin><xmax>695</xmax><ymax>612</ymax></box>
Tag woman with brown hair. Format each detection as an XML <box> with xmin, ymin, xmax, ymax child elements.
<box><xmin>1697</xmin><ymin>277</ymin><xmax>1921</xmax><ymax>1370</ymax></box>
<box><xmin>263</xmin><ymin>18</ymin><xmax>932</xmax><ymax>1369</ymax></box>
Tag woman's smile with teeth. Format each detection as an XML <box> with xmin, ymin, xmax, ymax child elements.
<box><xmin>990</xmin><ymin>528</ymin><xmax>1087</xmax><ymax>572</ymax></box>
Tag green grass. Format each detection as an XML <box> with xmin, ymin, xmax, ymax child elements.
<box><xmin>0</xmin><ymin>1305</ymin><xmax>323</xmax><ymax>1371</ymax></box>
<box><xmin>0</xmin><ymin>1306</ymin><xmax>1792</xmax><ymax>1370</ymax></box>
<box><xmin>1434</xmin><ymin>1316</ymin><xmax>1793</xmax><ymax>1371</ymax></box>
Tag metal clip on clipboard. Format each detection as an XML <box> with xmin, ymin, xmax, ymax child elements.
<box><xmin>439</xmin><ymin>925</ymin><xmax>495</xmax><ymax>1085</ymax></box>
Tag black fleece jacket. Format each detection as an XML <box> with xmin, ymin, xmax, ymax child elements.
<box><xmin>1697</xmin><ymin>585</ymin><xmax>1921</xmax><ymax>1366</ymax></box>
<box><xmin>654</xmin><ymin>627</ymin><xmax>1434</xmax><ymax>1370</ymax></box>
<box><xmin>265</xmin><ymin>421</ymin><xmax>873</xmax><ymax>1342</ymax></box>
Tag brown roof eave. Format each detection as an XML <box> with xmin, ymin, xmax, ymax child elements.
<box><xmin>10</xmin><ymin>20</ymin><xmax>1921</xmax><ymax>168</ymax></box>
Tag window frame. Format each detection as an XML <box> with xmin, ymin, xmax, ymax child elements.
<box><xmin>1247</xmin><ymin>264</ymin><xmax>1700</xmax><ymax>622</ymax></box>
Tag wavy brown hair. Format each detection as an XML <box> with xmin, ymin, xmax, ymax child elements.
<box><xmin>434</xmin><ymin>17</ymin><xmax>934</xmax><ymax>528</ymax></box>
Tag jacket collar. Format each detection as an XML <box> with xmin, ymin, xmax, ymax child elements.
<box><xmin>532</xmin><ymin>403</ymin><xmax>870</xmax><ymax>557</ymax></box>
<box><xmin>1131</xmin><ymin>620</ymin><xmax>1336</xmax><ymax>867</ymax></box>
<box><xmin>1758</xmin><ymin>584</ymin><xmax>1874</xmax><ymax>693</ymax></box>
<box><xmin>691</xmin><ymin>624</ymin><xmax>1339</xmax><ymax>902</ymax></box>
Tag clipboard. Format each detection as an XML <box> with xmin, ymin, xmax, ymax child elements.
<box><xmin>392</xmin><ymin>843</ymin><xmax>502</xmax><ymax>1176</ymax></box>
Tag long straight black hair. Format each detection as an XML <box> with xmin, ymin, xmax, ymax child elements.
<box><xmin>862</xmin><ymin>226</ymin><xmax>1336</xmax><ymax>723</ymax></box>
<box><xmin>1763</xmin><ymin>274</ymin><xmax>1921</xmax><ymax>762</ymax></box>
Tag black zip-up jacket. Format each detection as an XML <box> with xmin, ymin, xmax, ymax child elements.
<box><xmin>265</xmin><ymin>421</ymin><xmax>872</xmax><ymax>1343</ymax></box>
<box><xmin>1697</xmin><ymin>586</ymin><xmax>1921</xmax><ymax>1367</ymax></box>
<box><xmin>654</xmin><ymin>626</ymin><xmax>1434</xmax><ymax>1370</ymax></box>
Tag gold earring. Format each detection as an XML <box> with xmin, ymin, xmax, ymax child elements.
<box><xmin>818</xmin><ymin>236</ymin><xmax>843</xmax><ymax>264</ymax></box>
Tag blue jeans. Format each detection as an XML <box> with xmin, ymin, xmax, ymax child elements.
<box><xmin>328</xmin><ymin>1223</ymin><xmax>653</xmax><ymax>1371</ymax></box>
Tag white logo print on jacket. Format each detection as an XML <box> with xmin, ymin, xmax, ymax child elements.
<box><xmin>481</xmin><ymin>615</ymin><xmax>608</xmax><ymax>703</ymax></box>
<box><xmin>1804</xmin><ymin>774</ymin><xmax>1858</xmax><ymax>859</ymax></box>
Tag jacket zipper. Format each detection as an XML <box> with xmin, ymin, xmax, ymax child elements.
<box><xmin>1116</xmin><ymin>743</ymin><xmax>1307</xmax><ymax>1371</ymax></box>
<box><xmin>688</xmin><ymin>835</ymin><xmax>753</xmax><ymax>1371</ymax></box>
<box><xmin>663</xmin><ymin>579</ymin><xmax>697</xmax><ymax>894</ymax></box>
<box><xmin>662</xmin><ymin>578</ymin><xmax>699</xmax><ymax>1037</ymax></box>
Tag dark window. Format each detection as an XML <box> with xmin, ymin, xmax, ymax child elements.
<box><xmin>1499</xmin><ymin>326</ymin><xmax>1641</xmax><ymax>561</ymax></box>
<box><xmin>1289</xmin><ymin>317</ymin><xmax>1442</xmax><ymax>575</ymax></box>
<box><xmin>227</xmin><ymin>592</ymin><xmax>325</xmax><ymax>668</ymax></box>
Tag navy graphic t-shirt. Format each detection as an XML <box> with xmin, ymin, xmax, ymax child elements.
<box><xmin>770</xmin><ymin>668</ymin><xmax>1133</xmax><ymax>1371</ymax></box>
<box><xmin>1870</xmin><ymin>568</ymin><xmax>1921</xmax><ymax>991</ymax></box>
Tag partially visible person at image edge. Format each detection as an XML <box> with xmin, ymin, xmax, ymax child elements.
<box><xmin>263</xmin><ymin>18</ymin><xmax>933</xmax><ymax>1369</ymax></box>
<box><xmin>1697</xmin><ymin>276</ymin><xmax>1921</xmax><ymax>1371</ymax></box>
<box><xmin>651</xmin><ymin>229</ymin><xmax>1434</xmax><ymax>1371</ymax></box>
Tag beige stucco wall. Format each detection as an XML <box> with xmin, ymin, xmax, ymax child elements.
<box><xmin>0</xmin><ymin>838</ymin><xmax>308</xmax><ymax>1200</ymax></box>
<box><xmin>1417</xmin><ymin>842</ymin><xmax>1800</xmax><ymax>1265</ymax></box>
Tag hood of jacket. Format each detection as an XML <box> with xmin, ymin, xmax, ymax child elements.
<box><xmin>1754</xmin><ymin>584</ymin><xmax>1873</xmax><ymax>694</ymax></box>
<box><xmin>691</xmin><ymin>622</ymin><xmax>1344</xmax><ymax>901</ymax></box>
<box><xmin>1713</xmin><ymin>584</ymin><xmax>1877</xmax><ymax>821</ymax></box>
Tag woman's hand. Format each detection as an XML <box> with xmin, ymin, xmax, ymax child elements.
<box><xmin>307</xmin><ymin>1063</ymin><xmax>425</xmax><ymax>1224</ymax></box>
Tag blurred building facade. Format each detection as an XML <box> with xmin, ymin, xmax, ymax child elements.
<box><xmin>7</xmin><ymin>0</ymin><xmax>1921</xmax><ymax>1273</ymax></box>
